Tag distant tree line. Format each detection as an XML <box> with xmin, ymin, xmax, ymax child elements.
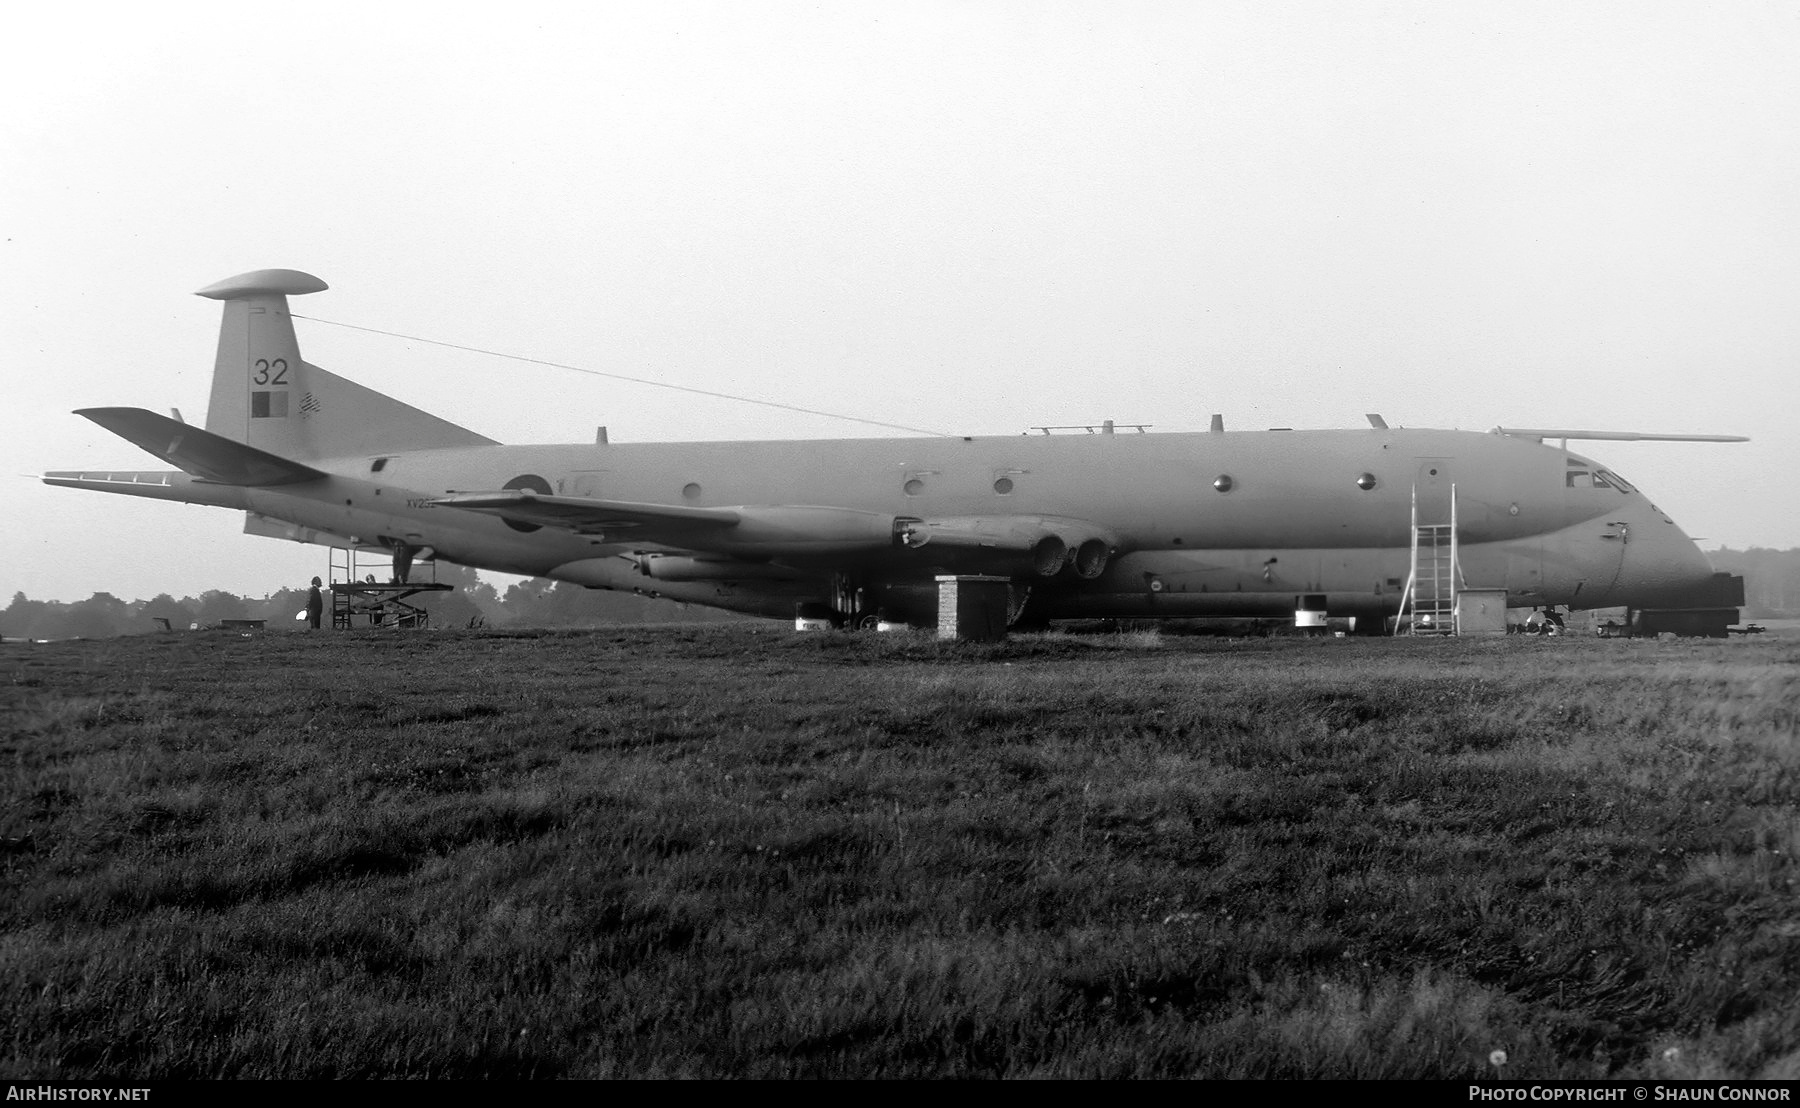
<box><xmin>6</xmin><ymin>548</ymin><xmax>1795</xmax><ymax>640</ymax></box>
<box><xmin>1</xmin><ymin>562</ymin><xmax>744</xmax><ymax>641</ymax></box>
<box><xmin>1707</xmin><ymin>547</ymin><xmax>1800</xmax><ymax>619</ymax></box>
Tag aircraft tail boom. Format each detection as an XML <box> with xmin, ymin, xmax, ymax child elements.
<box><xmin>41</xmin><ymin>469</ymin><xmax>249</xmax><ymax>510</ymax></box>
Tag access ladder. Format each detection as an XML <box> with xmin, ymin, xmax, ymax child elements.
<box><xmin>1398</xmin><ymin>484</ymin><xmax>1460</xmax><ymax>635</ymax></box>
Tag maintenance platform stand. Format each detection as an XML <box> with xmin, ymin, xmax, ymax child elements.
<box><xmin>328</xmin><ymin>547</ymin><xmax>451</xmax><ymax>629</ymax></box>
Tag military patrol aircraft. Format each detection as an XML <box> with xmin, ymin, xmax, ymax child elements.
<box><xmin>44</xmin><ymin>269</ymin><xmax>1746</xmax><ymax>632</ymax></box>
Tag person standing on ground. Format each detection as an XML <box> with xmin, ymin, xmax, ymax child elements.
<box><xmin>306</xmin><ymin>576</ymin><xmax>324</xmax><ymax>630</ymax></box>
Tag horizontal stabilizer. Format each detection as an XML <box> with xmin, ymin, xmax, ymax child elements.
<box><xmin>1495</xmin><ymin>427</ymin><xmax>1749</xmax><ymax>443</ymax></box>
<box><xmin>77</xmin><ymin>407</ymin><xmax>327</xmax><ymax>485</ymax></box>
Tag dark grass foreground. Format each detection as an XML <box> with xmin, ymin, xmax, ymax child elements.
<box><xmin>3</xmin><ymin>626</ymin><xmax>1797</xmax><ymax>1078</ymax></box>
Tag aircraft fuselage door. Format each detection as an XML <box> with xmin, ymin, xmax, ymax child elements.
<box><xmin>1560</xmin><ymin>458</ymin><xmax>1627</xmax><ymax>602</ymax></box>
<box><xmin>1413</xmin><ymin>458</ymin><xmax>1453</xmax><ymax>525</ymax></box>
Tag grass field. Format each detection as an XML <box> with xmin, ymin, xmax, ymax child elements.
<box><xmin>3</xmin><ymin>625</ymin><xmax>1797</xmax><ymax>1078</ymax></box>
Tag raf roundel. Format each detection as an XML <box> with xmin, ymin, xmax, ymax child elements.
<box><xmin>501</xmin><ymin>475</ymin><xmax>553</xmax><ymax>532</ymax></box>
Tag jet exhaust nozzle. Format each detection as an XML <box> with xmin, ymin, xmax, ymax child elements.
<box><xmin>1068</xmin><ymin>537</ymin><xmax>1112</xmax><ymax>579</ymax></box>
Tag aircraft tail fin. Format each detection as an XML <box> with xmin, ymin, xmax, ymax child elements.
<box><xmin>197</xmin><ymin>269</ymin><xmax>498</xmax><ymax>460</ymax></box>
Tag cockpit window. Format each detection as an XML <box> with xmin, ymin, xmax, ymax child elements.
<box><xmin>1596</xmin><ymin>468</ymin><xmax>1636</xmax><ymax>493</ymax></box>
<box><xmin>1565</xmin><ymin>467</ymin><xmax>1636</xmax><ymax>494</ymax></box>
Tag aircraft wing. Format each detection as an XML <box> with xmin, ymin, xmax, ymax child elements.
<box><xmin>430</xmin><ymin>491</ymin><xmax>740</xmax><ymax>539</ymax></box>
<box><xmin>76</xmin><ymin>407</ymin><xmax>328</xmax><ymax>485</ymax></box>
<box><xmin>1493</xmin><ymin>427</ymin><xmax>1749</xmax><ymax>443</ymax></box>
<box><xmin>431</xmin><ymin>492</ymin><xmax>903</xmax><ymax>554</ymax></box>
<box><xmin>433</xmin><ymin>491</ymin><xmax>1116</xmax><ymax>574</ymax></box>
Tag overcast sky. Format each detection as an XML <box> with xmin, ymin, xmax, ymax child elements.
<box><xmin>4</xmin><ymin>1</ymin><xmax>1796</xmax><ymax>603</ymax></box>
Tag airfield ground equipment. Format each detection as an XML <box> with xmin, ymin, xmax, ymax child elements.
<box><xmin>935</xmin><ymin>575</ymin><xmax>1014</xmax><ymax>642</ymax></box>
<box><xmin>327</xmin><ymin>546</ymin><xmax>451</xmax><ymax>629</ymax></box>
<box><xmin>1397</xmin><ymin>482</ymin><xmax>1463</xmax><ymax>635</ymax></box>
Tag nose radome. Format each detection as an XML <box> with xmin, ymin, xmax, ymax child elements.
<box><xmin>1614</xmin><ymin>504</ymin><xmax>1721</xmax><ymax>608</ymax></box>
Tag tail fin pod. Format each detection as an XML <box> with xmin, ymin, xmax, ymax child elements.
<box><xmin>197</xmin><ymin>269</ymin><xmax>497</xmax><ymax>460</ymax></box>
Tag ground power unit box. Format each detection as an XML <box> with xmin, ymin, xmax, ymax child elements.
<box><xmin>1455</xmin><ymin>589</ymin><xmax>1509</xmax><ymax>636</ymax></box>
<box><xmin>936</xmin><ymin>575</ymin><xmax>1012</xmax><ymax>641</ymax></box>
